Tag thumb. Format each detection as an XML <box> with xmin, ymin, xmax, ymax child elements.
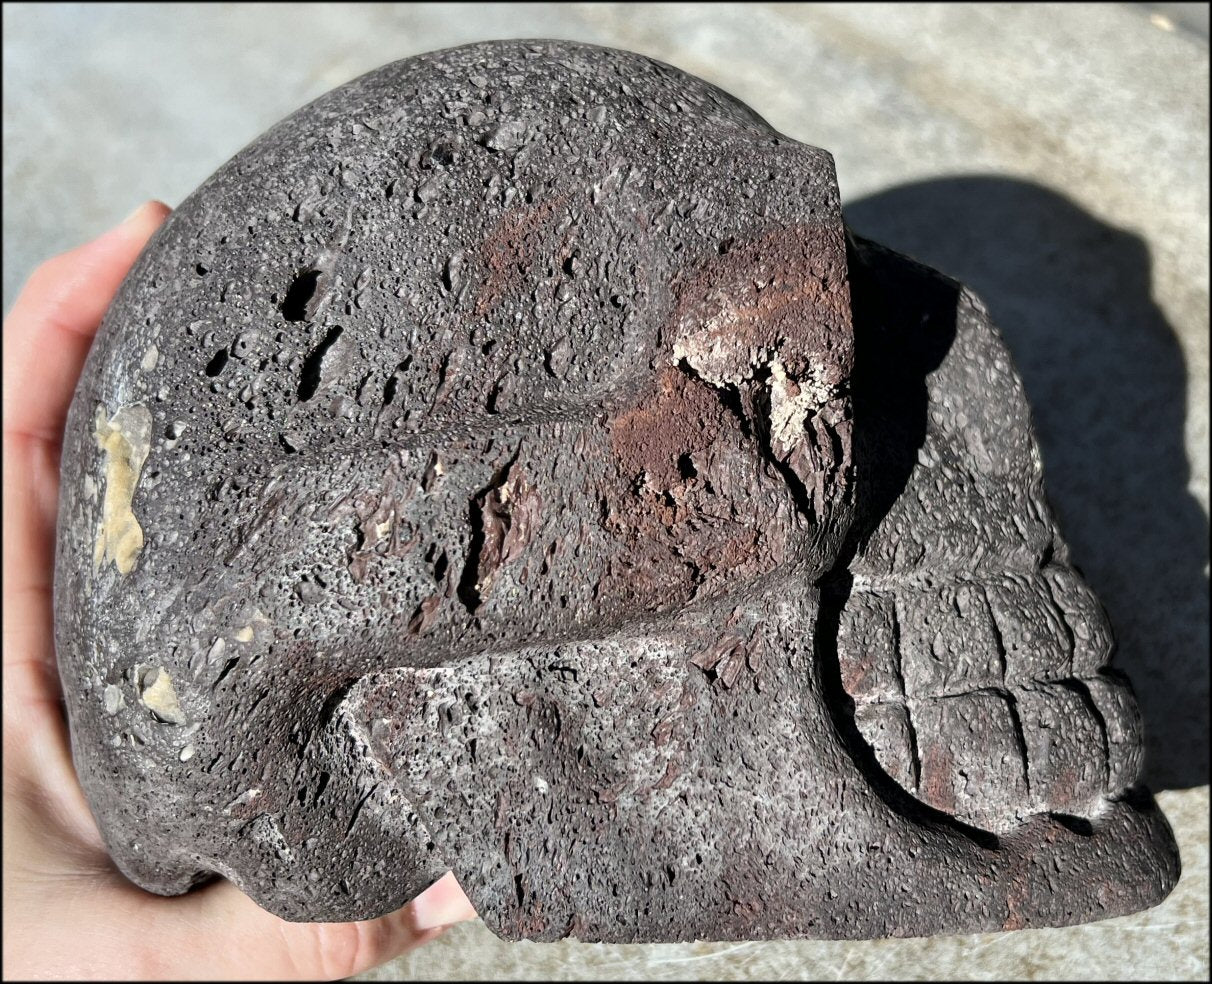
<box><xmin>176</xmin><ymin>871</ymin><xmax>476</xmax><ymax>981</ymax></box>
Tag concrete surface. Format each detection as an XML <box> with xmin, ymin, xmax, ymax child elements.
<box><xmin>1142</xmin><ymin>2</ymin><xmax>1210</xmax><ymax>37</ymax></box>
<box><xmin>3</xmin><ymin>3</ymin><xmax>1207</xmax><ymax>979</ymax></box>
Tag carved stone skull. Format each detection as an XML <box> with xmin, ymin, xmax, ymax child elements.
<box><xmin>55</xmin><ymin>40</ymin><xmax>1179</xmax><ymax>941</ymax></box>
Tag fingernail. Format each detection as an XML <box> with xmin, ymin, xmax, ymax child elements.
<box><xmin>121</xmin><ymin>201</ymin><xmax>153</xmax><ymax>226</ymax></box>
<box><xmin>121</xmin><ymin>200</ymin><xmax>170</xmax><ymax>228</ymax></box>
<box><xmin>411</xmin><ymin>872</ymin><xmax>476</xmax><ymax>931</ymax></box>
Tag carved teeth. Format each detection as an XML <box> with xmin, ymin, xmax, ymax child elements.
<box><xmin>1040</xmin><ymin>565</ymin><xmax>1115</xmax><ymax>675</ymax></box>
<box><xmin>1014</xmin><ymin>681</ymin><xmax>1108</xmax><ymax>816</ymax></box>
<box><xmin>852</xmin><ymin>702</ymin><xmax>918</xmax><ymax>791</ymax></box>
<box><xmin>913</xmin><ymin>690</ymin><xmax>1029</xmax><ymax>828</ymax></box>
<box><xmin>839</xmin><ymin>564</ymin><xmax>1142</xmax><ymax>832</ymax></box>
<box><xmin>1082</xmin><ymin>672</ymin><xmax>1145</xmax><ymax>793</ymax></box>
<box><xmin>986</xmin><ymin>575</ymin><xmax>1073</xmax><ymax>686</ymax></box>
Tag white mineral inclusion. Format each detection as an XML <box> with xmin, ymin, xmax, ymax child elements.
<box><xmin>103</xmin><ymin>684</ymin><xmax>125</xmax><ymax>715</ymax></box>
<box><xmin>767</xmin><ymin>357</ymin><xmax>833</xmax><ymax>453</ymax></box>
<box><xmin>671</xmin><ymin>329</ymin><xmax>834</xmax><ymax>457</ymax></box>
<box><xmin>93</xmin><ymin>403</ymin><xmax>152</xmax><ymax>575</ymax></box>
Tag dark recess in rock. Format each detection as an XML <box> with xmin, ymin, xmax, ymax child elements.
<box><xmin>55</xmin><ymin>39</ymin><xmax>1179</xmax><ymax>943</ymax></box>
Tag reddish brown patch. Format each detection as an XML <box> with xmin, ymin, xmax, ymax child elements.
<box><xmin>592</xmin><ymin>225</ymin><xmax>856</xmax><ymax>616</ymax></box>
<box><xmin>608</xmin><ymin>367</ymin><xmax>725</xmax><ymax>488</ymax></box>
<box><xmin>651</xmin><ymin>714</ymin><xmax>678</xmax><ymax>747</ymax></box>
<box><xmin>494</xmin><ymin>790</ymin><xmax>510</xmax><ymax>831</ymax></box>
<box><xmin>918</xmin><ymin>742</ymin><xmax>957</xmax><ymax>816</ymax></box>
<box><xmin>839</xmin><ymin>657</ymin><xmax>870</xmax><ymax>698</ymax></box>
<box><xmin>690</xmin><ymin>629</ymin><xmax>765</xmax><ymax>691</ymax></box>
<box><xmin>331</xmin><ymin>467</ymin><xmax>419</xmax><ymax>584</ymax></box>
<box><xmin>677</xmin><ymin>679</ymin><xmax>699</xmax><ymax>711</ymax></box>
<box><xmin>1059</xmin><ymin>764</ymin><xmax>1082</xmax><ymax>803</ymax></box>
<box><xmin>222</xmin><ymin>791</ymin><xmax>266</xmax><ymax>822</ymax></box>
<box><xmin>711</xmin><ymin>529</ymin><xmax>782</xmax><ymax>574</ymax></box>
<box><xmin>1002</xmin><ymin>869</ymin><xmax>1030</xmax><ymax>931</ymax></box>
<box><xmin>690</xmin><ymin>633</ymin><xmax>745</xmax><ymax>673</ymax></box>
<box><xmin>595</xmin><ymin>780</ymin><xmax>628</xmax><ymax>805</ymax></box>
<box><xmin>653</xmin><ymin>757</ymin><xmax>681</xmax><ymax>790</ymax></box>
<box><xmin>668</xmin><ymin>223</ymin><xmax>854</xmax><ymax>386</ymax></box>
<box><xmin>468</xmin><ymin>459</ymin><xmax>541</xmax><ymax>606</ymax></box>
<box><xmin>407</xmin><ymin>592</ymin><xmax>442</xmax><ymax>635</ymax></box>
<box><xmin>472</xmin><ymin>194</ymin><xmax>569</xmax><ymax>321</ymax></box>
<box><xmin>598</xmin><ymin>366</ymin><xmax>800</xmax><ymax>613</ymax></box>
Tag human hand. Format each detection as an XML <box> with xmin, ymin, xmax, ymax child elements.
<box><xmin>2</xmin><ymin>202</ymin><xmax>476</xmax><ymax>981</ymax></box>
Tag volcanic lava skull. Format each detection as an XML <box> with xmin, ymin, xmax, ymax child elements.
<box><xmin>55</xmin><ymin>40</ymin><xmax>1178</xmax><ymax>943</ymax></box>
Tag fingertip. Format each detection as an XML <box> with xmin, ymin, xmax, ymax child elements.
<box><xmin>409</xmin><ymin>871</ymin><xmax>478</xmax><ymax>932</ymax></box>
<box><xmin>15</xmin><ymin>198</ymin><xmax>171</xmax><ymax>312</ymax></box>
<box><xmin>112</xmin><ymin>199</ymin><xmax>172</xmax><ymax>243</ymax></box>
<box><xmin>119</xmin><ymin>199</ymin><xmax>166</xmax><ymax>223</ymax></box>
<box><xmin>189</xmin><ymin>873</ymin><xmax>470</xmax><ymax>979</ymax></box>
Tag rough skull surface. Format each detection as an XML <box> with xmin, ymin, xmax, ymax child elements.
<box><xmin>55</xmin><ymin>40</ymin><xmax>1179</xmax><ymax>942</ymax></box>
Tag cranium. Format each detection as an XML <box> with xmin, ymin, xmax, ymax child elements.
<box><xmin>55</xmin><ymin>39</ymin><xmax>1179</xmax><ymax>942</ymax></box>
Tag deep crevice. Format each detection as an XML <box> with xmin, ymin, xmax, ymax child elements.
<box><xmin>456</xmin><ymin>449</ymin><xmax>522</xmax><ymax>615</ymax></box>
<box><xmin>456</xmin><ymin>495</ymin><xmax>488</xmax><ymax>615</ymax></box>
<box><xmin>211</xmin><ymin>656</ymin><xmax>241</xmax><ymax>690</ymax></box>
<box><xmin>1050</xmin><ymin>813</ymin><xmax>1094</xmax><ymax>836</ymax></box>
<box><xmin>382</xmin><ymin>358</ymin><xmax>410</xmax><ymax>405</ymax></box>
<box><xmin>281</xmin><ymin>268</ymin><xmax>324</xmax><ymax>322</ymax></box>
<box><xmin>812</xmin><ymin>233</ymin><xmax>1004</xmax><ymax>850</ymax></box>
<box><xmin>317</xmin><ymin>678</ymin><xmax>360</xmax><ymax>730</ymax></box>
<box><xmin>1003</xmin><ymin>691</ymin><xmax>1033</xmax><ymax>800</ymax></box>
<box><xmin>673</xmin><ymin>356</ymin><xmax>819</xmax><ymax>526</ymax></box>
<box><xmin>297</xmin><ymin>326</ymin><xmax>343</xmax><ymax>402</ymax></box>
<box><xmin>886</xmin><ymin>600</ymin><xmax>922</xmax><ymax>789</ymax></box>
<box><xmin>205</xmin><ymin>348</ymin><xmax>230</xmax><ymax>377</ymax></box>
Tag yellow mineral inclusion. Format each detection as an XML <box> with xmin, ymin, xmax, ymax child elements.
<box><xmin>139</xmin><ymin>666</ymin><xmax>186</xmax><ymax>725</ymax></box>
<box><xmin>93</xmin><ymin>403</ymin><xmax>153</xmax><ymax>575</ymax></box>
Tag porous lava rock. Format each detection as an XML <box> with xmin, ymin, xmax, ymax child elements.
<box><xmin>54</xmin><ymin>39</ymin><xmax>1180</xmax><ymax>941</ymax></box>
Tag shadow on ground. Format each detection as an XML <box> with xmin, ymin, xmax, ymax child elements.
<box><xmin>845</xmin><ymin>176</ymin><xmax>1209</xmax><ymax>792</ymax></box>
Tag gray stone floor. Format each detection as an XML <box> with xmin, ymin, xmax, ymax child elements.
<box><xmin>3</xmin><ymin>3</ymin><xmax>1207</xmax><ymax>979</ymax></box>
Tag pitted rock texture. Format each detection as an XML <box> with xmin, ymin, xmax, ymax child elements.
<box><xmin>54</xmin><ymin>40</ymin><xmax>1179</xmax><ymax>942</ymax></box>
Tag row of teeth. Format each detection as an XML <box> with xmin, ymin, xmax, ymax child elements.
<box><xmin>837</xmin><ymin>563</ymin><xmax>1142</xmax><ymax>833</ymax></box>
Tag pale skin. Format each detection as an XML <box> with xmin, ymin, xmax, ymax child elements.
<box><xmin>2</xmin><ymin>202</ymin><xmax>476</xmax><ymax>981</ymax></box>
